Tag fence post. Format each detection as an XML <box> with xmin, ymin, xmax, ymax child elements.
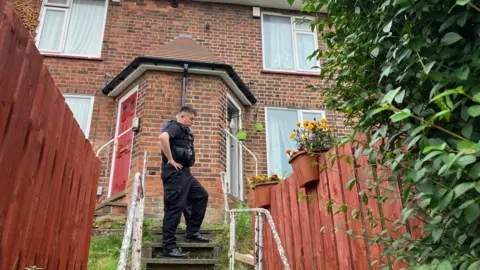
<box><xmin>132</xmin><ymin>151</ymin><xmax>148</xmax><ymax>270</ymax></box>
<box><xmin>257</xmin><ymin>212</ymin><xmax>264</xmax><ymax>270</ymax></box>
<box><xmin>117</xmin><ymin>172</ymin><xmax>140</xmax><ymax>270</ymax></box>
<box><xmin>229</xmin><ymin>212</ymin><xmax>236</xmax><ymax>270</ymax></box>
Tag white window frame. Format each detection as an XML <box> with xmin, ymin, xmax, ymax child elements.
<box><xmin>264</xmin><ymin>107</ymin><xmax>326</xmax><ymax>176</ymax></box>
<box><xmin>225</xmin><ymin>94</ymin><xmax>244</xmax><ymax>201</ymax></box>
<box><xmin>63</xmin><ymin>94</ymin><xmax>95</xmax><ymax>138</ymax></box>
<box><xmin>261</xmin><ymin>12</ymin><xmax>320</xmax><ymax>73</ymax></box>
<box><xmin>36</xmin><ymin>0</ymin><xmax>109</xmax><ymax>58</ymax></box>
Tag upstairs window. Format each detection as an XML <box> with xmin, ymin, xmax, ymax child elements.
<box><xmin>37</xmin><ymin>0</ymin><xmax>108</xmax><ymax>58</ymax></box>
<box><xmin>262</xmin><ymin>14</ymin><xmax>319</xmax><ymax>73</ymax></box>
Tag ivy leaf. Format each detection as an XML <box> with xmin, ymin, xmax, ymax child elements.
<box><xmin>383</xmin><ymin>21</ymin><xmax>392</xmax><ymax>33</ymax></box>
<box><xmin>469</xmin><ymin>163</ymin><xmax>480</xmax><ymax>179</ymax></box>
<box><xmin>402</xmin><ymin>208</ymin><xmax>414</xmax><ymax>224</ymax></box>
<box><xmin>430</xmin><ymin>86</ymin><xmax>464</xmax><ymax>103</ymax></box>
<box><xmin>455</xmin><ymin>65</ymin><xmax>470</xmax><ymax>80</ymax></box>
<box><xmin>362</xmin><ymin>193</ymin><xmax>368</xmax><ymax>205</ymax></box>
<box><xmin>379</xmin><ymin>125</ymin><xmax>387</xmax><ymax>138</ymax></box>
<box><xmin>390</xmin><ymin>109</ymin><xmax>411</xmax><ymax>122</ymax></box>
<box><xmin>457</xmin><ymin>156</ymin><xmax>476</xmax><ymax>167</ymax></box>
<box><xmin>441</xmin><ymin>32</ymin><xmax>463</xmax><ymax>45</ymax></box>
<box><xmin>464</xmin><ymin>203</ymin><xmax>480</xmax><ymax>224</ymax></box>
<box><xmin>432</xmin><ymin>228</ymin><xmax>443</xmax><ymax>243</ymax></box>
<box><xmin>456</xmin><ymin>0</ymin><xmax>470</xmax><ymax>5</ymax></box>
<box><xmin>467</xmin><ymin>105</ymin><xmax>480</xmax><ymax>117</ymax></box>
<box><xmin>461</xmin><ymin>123</ymin><xmax>473</xmax><ymax>138</ymax></box>
<box><xmin>423</xmin><ymin>61</ymin><xmax>435</xmax><ymax>75</ymax></box>
<box><xmin>438</xmin><ymin>190</ymin><xmax>454</xmax><ymax>210</ymax></box>
<box><xmin>438</xmin><ymin>260</ymin><xmax>453</xmax><ymax>270</ymax></box>
<box><xmin>468</xmin><ymin>261</ymin><xmax>480</xmax><ymax>270</ymax></box>
<box><xmin>382</xmin><ymin>87</ymin><xmax>401</xmax><ymax>104</ymax></box>
<box><xmin>453</xmin><ymin>182</ymin><xmax>475</xmax><ymax>199</ymax></box>
<box><xmin>459</xmin><ymin>200</ymin><xmax>475</xmax><ymax>209</ymax></box>
<box><xmin>395</xmin><ymin>90</ymin><xmax>405</xmax><ymax>103</ymax></box>
<box><xmin>346</xmin><ymin>178</ymin><xmax>356</xmax><ymax>190</ymax></box>
<box><xmin>457</xmin><ymin>140</ymin><xmax>480</xmax><ymax>154</ymax></box>
<box><xmin>371</xmin><ymin>47</ymin><xmax>379</xmax><ymax>57</ymax></box>
<box><xmin>473</xmin><ymin>93</ymin><xmax>480</xmax><ymax>103</ymax></box>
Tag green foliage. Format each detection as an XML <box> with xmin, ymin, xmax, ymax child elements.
<box><xmin>214</xmin><ymin>202</ymin><xmax>253</xmax><ymax>270</ymax></box>
<box><xmin>88</xmin><ymin>235</ymin><xmax>123</xmax><ymax>270</ymax></box>
<box><xmin>295</xmin><ymin>0</ymin><xmax>480</xmax><ymax>268</ymax></box>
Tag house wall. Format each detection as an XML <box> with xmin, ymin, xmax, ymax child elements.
<box><xmin>23</xmin><ymin>0</ymin><xmax>351</xmax><ymax>223</ymax></box>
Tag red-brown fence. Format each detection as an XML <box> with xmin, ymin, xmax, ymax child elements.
<box><xmin>0</xmin><ymin>4</ymin><xmax>101</xmax><ymax>270</ymax></box>
<box><xmin>260</xmin><ymin>144</ymin><xmax>418</xmax><ymax>270</ymax></box>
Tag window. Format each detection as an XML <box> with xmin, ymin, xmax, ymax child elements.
<box><xmin>36</xmin><ymin>0</ymin><xmax>108</xmax><ymax>58</ymax></box>
<box><xmin>262</xmin><ymin>13</ymin><xmax>319</xmax><ymax>72</ymax></box>
<box><xmin>64</xmin><ymin>95</ymin><xmax>94</xmax><ymax>138</ymax></box>
<box><xmin>265</xmin><ymin>108</ymin><xmax>325</xmax><ymax>177</ymax></box>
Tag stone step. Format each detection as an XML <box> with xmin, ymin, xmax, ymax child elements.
<box><xmin>149</xmin><ymin>229</ymin><xmax>218</xmax><ymax>235</ymax></box>
<box><xmin>143</xmin><ymin>242</ymin><xmax>220</xmax><ymax>260</ymax></box>
<box><xmin>142</xmin><ymin>258</ymin><xmax>219</xmax><ymax>270</ymax></box>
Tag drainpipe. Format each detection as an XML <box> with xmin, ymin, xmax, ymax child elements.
<box><xmin>181</xmin><ymin>64</ymin><xmax>188</xmax><ymax>106</ymax></box>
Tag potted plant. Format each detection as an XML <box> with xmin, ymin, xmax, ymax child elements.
<box><xmin>253</xmin><ymin>108</ymin><xmax>264</xmax><ymax>132</ymax></box>
<box><xmin>236</xmin><ymin>129</ymin><xmax>247</xmax><ymax>141</ymax></box>
<box><xmin>249</xmin><ymin>174</ymin><xmax>282</xmax><ymax>208</ymax></box>
<box><xmin>286</xmin><ymin>118</ymin><xmax>336</xmax><ymax>188</ymax></box>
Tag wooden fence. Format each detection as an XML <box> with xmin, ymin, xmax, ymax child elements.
<box><xmin>260</xmin><ymin>143</ymin><xmax>419</xmax><ymax>270</ymax></box>
<box><xmin>0</xmin><ymin>4</ymin><xmax>101</xmax><ymax>270</ymax></box>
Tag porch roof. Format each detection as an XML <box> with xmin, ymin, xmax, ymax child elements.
<box><xmin>102</xmin><ymin>37</ymin><xmax>256</xmax><ymax>105</ymax></box>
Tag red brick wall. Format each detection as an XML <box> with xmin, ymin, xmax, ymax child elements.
<box><xmin>25</xmin><ymin>0</ymin><xmax>350</xmax><ymax>223</ymax></box>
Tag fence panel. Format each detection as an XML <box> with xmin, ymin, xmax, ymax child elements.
<box><xmin>0</xmin><ymin>5</ymin><xmax>101</xmax><ymax>270</ymax></box>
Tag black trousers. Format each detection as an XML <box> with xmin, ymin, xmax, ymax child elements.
<box><xmin>162</xmin><ymin>169</ymin><xmax>208</xmax><ymax>250</ymax></box>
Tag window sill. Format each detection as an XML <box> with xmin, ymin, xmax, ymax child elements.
<box><xmin>42</xmin><ymin>53</ymin><xmax>104</xmax><ymax>61</ymax></box>
<box><xmin>261</xmin><ymin>69</ymin><xmax>319</xmax><ymax>77</ymax></box>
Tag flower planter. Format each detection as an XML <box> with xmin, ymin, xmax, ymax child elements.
<box><xmin>288</xmin><ymin>149</ymin><xmax>329</xmax><ymax>188</ymax></box>
<box><xmin>253</xmin><ymin>182</ymin><xmax>279</xmax><ymax>208</ymax></box>
<box><xmin>254</xmin><ymin>122</ymin><xmax>264</xmax><ymax>132</ymax></box>
<box><xmin>237</xmin><ymin>130</ymin><xmax>247</xmax><ymax>141</ymax></box>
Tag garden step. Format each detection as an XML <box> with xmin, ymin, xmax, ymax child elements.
<box><xmin>142</xmin><ymin>242</ymin><xmax>220</xmax><ymax>260</ymax></box>
<box><xmin>143</xmin><ymin>258</ymin><xmax>219</xmax><ymax>270</ymax></box>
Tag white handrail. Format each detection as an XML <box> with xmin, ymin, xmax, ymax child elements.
<box><xmin>96</xmin><ymin>127</ymin><xmax>133</xmax><ymax>157</ymax></box>
<box><xmin>224</xmin><ymin>128</ymin><xmax>258</xmax><ymax>176</ymax></box>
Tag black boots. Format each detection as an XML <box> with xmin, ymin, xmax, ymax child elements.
<box><xmin>162</xmin><ymin>248</ymin><xmax>187</xmax><ymax>258</ymax></box>
<box><xmin>185</xmin><ymin>232</ymin><xmax>210</xmax><ymax>243</ymax></box>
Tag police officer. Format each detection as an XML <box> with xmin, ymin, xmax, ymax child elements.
<box><xmin>159</xmin><ymin>106</ymin><xmax>209</xmax><ymax>258</ymax></box>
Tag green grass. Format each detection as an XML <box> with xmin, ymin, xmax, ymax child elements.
<box><xmin>213</xmin><ymin>202</ymin><xmax>254</xmax><ymax>270</ymax></box>
<box><xmin>87</xmin><ymin>235</ymin><xmax>123</xmax><ymax>270</ymax></box>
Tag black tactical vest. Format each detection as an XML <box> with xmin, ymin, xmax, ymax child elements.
<box><xmin>170</xmin><ymin>121</ymin><xmax>195</xmax><ymax>168</ymax></box>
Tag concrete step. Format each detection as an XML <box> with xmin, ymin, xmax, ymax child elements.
<box><xmin>143</xmin><ymin>242</ymin><xmax>220</xmax><ymax>260</ymax></box>
<box><xmin>142</xmin><ymin>258</ymin><xmax>219</xmax><ymax>270</ymax></box>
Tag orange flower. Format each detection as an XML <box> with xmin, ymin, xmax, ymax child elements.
<box><xmin>306</xmin><ymin>124</ymin><xmax>314</xmax><ymax>131</ymax></box>
<box><xmin>320</xmin><ymin>118</ymin><xmax>327</xmax><ymax>123</ymax></box>
<box><xmin>271</xmin><ymin>174</ymin><xmax>278</xmax><ymax>178</ymax></box>
<box><xmin>286</xmin><ymin>149</ymin><xmax>292</xmax><ymax>155</ymax></box>
<box><xmin>302</xmin><ymin>135</ymin><xmax>308</xmax><ymax>141</ymax></box>
<box><xmin>303</xmin><ymin>120</ymin><xmax>310</xmax><ymax>126</ymax></box>
<box><xmin>296</xmin><ymin>122</ymin><xmax>301</xmax><ymax>127</ymax></box>
<box><xmin>289</xmin><ymin>133</ymin><xmax>296</xmax><ymax>139</ymax></box>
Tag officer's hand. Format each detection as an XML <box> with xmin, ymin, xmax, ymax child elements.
<box><xmin>168</xmin><ymin>159</ymin><xmax>183</xmax><ymax>170</ymax></box>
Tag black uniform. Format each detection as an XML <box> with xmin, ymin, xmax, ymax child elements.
<box><xmin>161</xmin><ymin>120</ymin><xmax>209</xmax><ymax>250</ymax></box>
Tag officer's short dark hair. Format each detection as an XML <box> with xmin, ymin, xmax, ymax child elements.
<box><xmin>179</xmin><ymin>106</ymin><xmax>197</xmax><ymax>116</ymax></box>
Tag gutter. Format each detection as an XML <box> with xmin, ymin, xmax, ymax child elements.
<box><xmin>102</xmin><ymin>57</ymin><xmax>257</xmax><ymax>105</ymax></box>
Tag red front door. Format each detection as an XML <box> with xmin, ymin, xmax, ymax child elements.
<box><xmin>112</xmin><ymin>92</ymin><xmax>137</xmax><ymax>196</ymax></box>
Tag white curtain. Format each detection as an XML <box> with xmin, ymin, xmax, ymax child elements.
<box><xmin>64</xmin><ymin>0</ymin><xmax>106</xmax><ymax>56</ymax></box>
<box><xmin>38</xmin><ymin>9</ymin><xmax>66</xmax><ymax>51</ymax></box>
<box><xmin>64</xmin><ymin>96</ymin><xmax>93</xmax><ymax>137</ymax></box>
<box><xmin>266</xmin><ymin>109</ymin><xmax>298</xmax><ymax>177</ymax></box>
<box><xmin>296</xmin><ymin>33</ymin><xmax>316</xmax><ymax>71</ymax></box>
<box><xmin>263</xmin><ymin>15</ymin><xmax>294</xmax><ymax>70</ymax></box>
<box><xmin>302</xmin><ymin>111</ymin><xmax>324</xmax><ymax>123</ymax></box>
<box><xmin>48</xmin><ymin>0</ymin><xmax>68</xmax><ymax>4</ymax></box>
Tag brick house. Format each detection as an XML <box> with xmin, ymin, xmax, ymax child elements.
<box><xmin>22</xmin><ymin>0</ymin><xmax>349</xmax><ymax>224</ymax></box>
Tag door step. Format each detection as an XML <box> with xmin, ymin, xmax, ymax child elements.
<box><xmin>142</xmin><ymin>258</ymin><xmax>220</xmax><ymax>270</ymax></box>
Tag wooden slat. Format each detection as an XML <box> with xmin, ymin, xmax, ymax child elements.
<box><xmin>288</xmin><ymin>176</ymin><xmax>305</xmax><ymax>270</ymax></box>
<box><xmin>325</xmin><ymin>148</ymin><xmax>353</xmax><ymax>270</ymax></box>
<box><xmin>336</xmin><ymin>145</ymin><xmax>370</xmax><ymax>269</ymax></box>
<box><xmin>306</xmin><ymin>186</ymin><xmax>326</xmax><ymax>270</ymax></box>
<box><xmin>316</xmin><ymin>154</ymin><xmax>340</xmax><ymax>270</ymax></box>
<box><xmin>280</xmin><ymin>181</ymin><xmax>295</xmax><ymax>269</ymax></box>
<box><xmin>298</xmin><ymin>185</ymin><xmax>315</xmax><ymax>270</ymax></box>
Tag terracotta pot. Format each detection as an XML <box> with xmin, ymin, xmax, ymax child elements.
<box><xmin>288</xmin><ymin>149</ymin><xmax>329</xmax><ymax>188</ymax></box>
<box><xmin>253</xmin><ymin>182</ymin><xmax>278</xmax><ymax>208</ymax></box>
